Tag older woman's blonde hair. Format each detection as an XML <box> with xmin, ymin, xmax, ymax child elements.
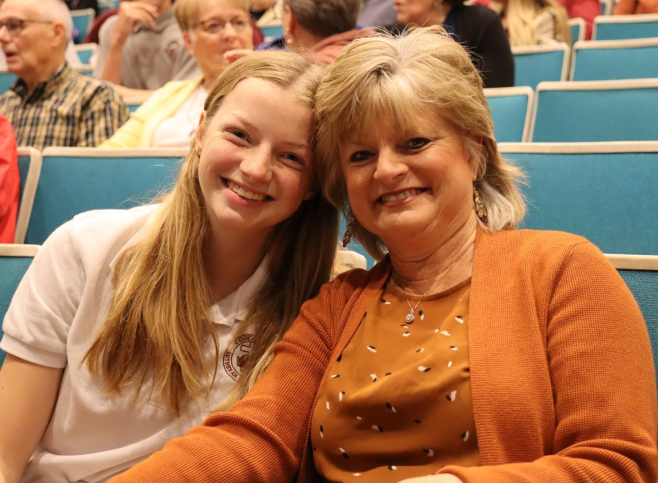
<box><xmin>315</xmin><ymin>26</ymin><xmax>526</xmax><ymax>261</ymax></box>
<box><xmin>175</xmin><ymin>0</ymin><xmax>251</xmax><ymax>32</ymax></box>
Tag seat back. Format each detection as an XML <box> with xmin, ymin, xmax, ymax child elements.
<box><xmin>123</xmin><ymin>93</ymin><xmax>152</xmax><ymax>113</ymax></box>
<box><xmin>571</xmin><ymin>38</ymin><xmax>658</xmax><ymax>81</ymax></box>
<box><xmin>593</xmin><ymin>13</ymin><xmax>658</xmax><ymax>40</ymax></box>
<box><xmin>568</xmin><ymin>17</ymin><xmax>586</xmax><ymax>46</ymax></box>
<box><xmin>530</xmin><ymin>79</ymin><xmax>658</xmax><ymax>142</ymax></box>
<box><xmin>75</xmin><ymin>43</ymin><xmax>98</xmax><ymax>65</ymax></box>
<box><xmin>485</xmin><ymin>86</ymin><xmax>534</xmax><ymax>142</ymax></box>
<box><xmin>14</xmin><ymin>148</ymin><xmax>42</xmax><ymax>244</ymax></box>
<box><xmin>599</xmin><ymin>0</ymin><xmax>613</xmax><ymax>15</ymax></box>
<box><xmin>0</xmin><ymin>244</ymin><xmax>39</xmax><ymax>367</ymax></box>
<box><xmin>0</xmin><ymin>70</ymin><xmax>16</xmax><ymax>95</ymax></box>
<box><xmin>605</xmin><ymin>254</ymin><xmax>658</xmax><ymax>395</ymax></box>
<box><xmin>25</xmin><ymin>148</ymin><xmax>186</xmax><ymax>245</ymax></box>
<box><xmin>512</xmin><ymin>43</ymin><xmax>569</xmax><ymax>90</ymax></box>
<box><xmin>70</xmin><ymin>9</ymin><xmax>96</xmax><ymax>43</ymax></box>
<box><xmin>499</xmin><ymin>142</ymin><xmax>658</xmax><ymax>255</ymax></box>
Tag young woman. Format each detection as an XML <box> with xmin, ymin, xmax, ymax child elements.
<box><xmin>0</xmin><ymin>51</ymin><xmax>341</xmax><ymax>482</ymax></box>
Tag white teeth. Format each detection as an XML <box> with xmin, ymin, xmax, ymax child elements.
<box><xmin>227</xmin><ymin>181</ymin><xmax>265</xmax><ymax>201</ymax></box>
<box><xmin>381</xmin><ymin>188</ymin><xmax>423</xmax><ymax>203</ymax></box>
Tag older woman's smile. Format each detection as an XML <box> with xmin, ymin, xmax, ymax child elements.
<box><xmin>379</xmin><ymin>188</ymin><xmax>427</xmax><ymax>203</ymax></box>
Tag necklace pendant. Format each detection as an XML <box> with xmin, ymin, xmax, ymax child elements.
<box><xmin>405</xmin><ymin>313</ymin><xmax>415</xmax><ymax>323</ymax></box>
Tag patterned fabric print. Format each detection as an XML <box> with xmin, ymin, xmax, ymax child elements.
<box><xmin>312</xmin><ymin>278</ymin><xmax>479</xmax><ymax>482</ymax></box>
<box><xmin>0</xmin><ymin>63</ymin><xmax>129</xmax><ymax>150</ymax></box>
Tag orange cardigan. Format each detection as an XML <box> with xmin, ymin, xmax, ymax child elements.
<box><xmin>111</xmin><ymin>229</ymin><xmax>657</xmax><ymax>483</ymax></box>
<box><xmin>614</xmin><ymin>0</ymin><xmax>658</xmax><ymax>15</ymax></box>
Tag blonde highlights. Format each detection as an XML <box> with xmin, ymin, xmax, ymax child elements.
<box><xmin>315</xmin><ymin>27</ymin><xmax>526</xmax><ymax>261</ymax></box>
<box><xmin>84</xmin><ymin>51</ymin><xmax>338</xmax><ymax>415</ymax></box>
<box><xmin>493</xmin><ymin>0</ymin><xmax>571</xmax><ymax>46</ymax></box>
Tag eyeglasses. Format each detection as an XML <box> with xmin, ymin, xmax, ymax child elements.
<box><xmin>0</xmin><ymin>18</ymin><xmax>53</xmax><ymax>37</ymax></box>
<box><xmin>196</xmin><ymin>17</ymin><xmax>249</xmax><ymax>35</ymax></box>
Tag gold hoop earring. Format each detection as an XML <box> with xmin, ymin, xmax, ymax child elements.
<box><xmin>342</xmin><ymin>216</ymin><xmax>355</xmax><ymax>248</ymax></box>
<box><xmin>474</xmin><ymin>188</ymin><xmax>488</xmax><ymax>223</ymax></box>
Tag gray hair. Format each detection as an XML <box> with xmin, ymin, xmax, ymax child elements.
<box><xmin>24</xmin><ymin>0</ymin><xmax>73</xmax><ymax>43</ymax></box>
<box><xmin>284</xmin><ymin>0</ymin><xmax>361</xmax><ymax>39</ymax></box>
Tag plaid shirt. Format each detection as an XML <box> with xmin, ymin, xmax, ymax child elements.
<box><xmin>0</xmin><ymin>63</ymin><xmax>129</xmax><ymax>150</ymax></box>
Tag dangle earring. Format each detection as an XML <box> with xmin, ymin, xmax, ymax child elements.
<box><xmin>473</xmin><ymin>186</ymin><xmax>488</xmax><ymax>223</ymax></box>
<box><xmin>284</xmin><ymin>28</ymin><xmax>293</xmax><ymax>45</ymax></box>
<box><xmin>342</xmin><ymin>215</ymin><xmax>355</xmax><ymax>248</ymax></box>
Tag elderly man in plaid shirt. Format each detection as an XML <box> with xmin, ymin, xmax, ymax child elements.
<box><xmin>0</xmin><ymin>0</ymin><xmax>129</xmax><ymax>150</ymax></box>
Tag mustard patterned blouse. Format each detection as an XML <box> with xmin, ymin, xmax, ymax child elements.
<box><xmin>311</xmin><ymin>278</ymin><xmax>480</xmax><ymax>482</ymax></box>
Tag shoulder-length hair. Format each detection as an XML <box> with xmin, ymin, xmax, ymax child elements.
<box><xmin>315</xmin><ymin>26</ymin><xmax>526</xmax><ymax>261</ymax></box>
<box><xmin>492</xmin><ymin>0</ymin><xmax>571</xmax><ymax>46</ymax></box>
<box><xmin>83</xmin><ymin>51</ymin><xmax>338</xmax><ymax>415</ymax></box>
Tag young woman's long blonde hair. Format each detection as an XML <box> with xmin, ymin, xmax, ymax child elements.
<box><xmin>83</xmin><ymin>51</ymin><xmax>338</xmax><ymax>416</ymax></box>
<box><xmin>493</xmin><ymin>0</ymin><xmax>571</xmax><ymax>46</ymax></box>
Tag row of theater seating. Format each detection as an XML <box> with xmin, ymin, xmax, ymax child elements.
<box><xmin>485</xmin><ymin>80</ymin><xmax>658</xmax><ymax>142</ymax></box>
<box><xmin>10</xmin><ymin>143</ymin><xmax>658</xmax><ymax>257</ymax></box>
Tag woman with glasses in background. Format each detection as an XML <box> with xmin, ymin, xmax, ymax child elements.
<box><xmin>101</xmin><ymin>0</ymin><xmax>254</xmax><ymax>148</ymax></box>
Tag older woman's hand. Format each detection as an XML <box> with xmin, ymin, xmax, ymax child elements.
<box><xmin>399</xmin><ymin>475</ymin><xmax>464</xmax><ymax>483</ymax></box>
<box><xmin>224</xmin><ymin>49</ymin><xmax>254</xmax><ymax>64</ymax></box>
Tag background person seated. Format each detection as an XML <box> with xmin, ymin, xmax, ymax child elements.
<box><xmin>0</xmin><ymin>113</ymin><xmax>18</xmax><ymax>243</ymax></box>
<box><xmin>101</xmin><ymin>0</ymin><xmax>253</xmax><ymax>148</ymax></box>
<box><xmin>0</xmin><ymin>0</ymin><xmax>129</xmax><ymax>149</ymax></box>
<box><xmin>95</xmin><ymin>0</ymin><xmax>200</xmax><ymax>93</ymax></box>
<box><xmin>256</xmin><ymin>0</ymin><xmax>370</xmax><ymax>66</ymax></box>
<box><xmin>476</xmin><ymin>0</ymin><xmax>571</xmax><ymax>46</ymax></box>
<box><xmin>389</xmin><ymin>0</ymin><xmax>514</xmax><ymax>88</ymax></box>
<box><xmin>614</xmin><ymin>0</ymin><xmax>658</xmax><ymax>14</ymax></box>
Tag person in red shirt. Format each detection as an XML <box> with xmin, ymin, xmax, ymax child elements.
<box><xmin>0</xmin><ymin>113</ymin><xmax>19</xmax><ymax>243</ymax></box>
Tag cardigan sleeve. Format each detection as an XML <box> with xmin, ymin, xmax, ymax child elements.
<box><xmin>108</xmin><ymin>275</ymin><xmax>353</xmax><ymax>482</ymax></box>
<box><xmin>438</xmin><ymin>241</ymin><xmax>658</xmax><ymax>482</ymax></box>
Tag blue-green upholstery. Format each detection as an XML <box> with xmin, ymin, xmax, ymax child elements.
<box><xmin>0</xmin><ymin>71</ymin><xmax>16</xmax><ymax>95</ymax></box>
<box><xmin>17</xmin><ymin>154</ymin><xmax>31</xmax><ymax>205</ymax></box>
<box><xmin>24</xmin><ymin>151</ymin><xmax>182</xmax><ymax>245</ymax></box>
<box><xmin>503</xmin><ymin>149</ymin><xmax>658</xmax><ymax>255</ymax></box>
<box><xmin>261</xmin><ymin>25</ymin><xmax>283</xmax><ymax>38</ymax></box>
<box><xmin>617</xmin><ymin>269</ymin><xmax>658</xmax><ymax>394</ymax></box>
<box><xmin>570</xmin><ymin>23</ymin><xmax>582</xmax><ymax>46</ymax></box>
<box><xmin>572</xmin><ymin>42</ymin><xmax>658</xmax><ymax>81</ymax></box>
<box><xmin>594</xmin><ymin>18</ymin><xmax>658</xmax><ymax>40</ymax></box>
<box><xmin>513</xmin><ymin>48</ymin><xmax>566</xmax><ymax>89</ymax></box>
<box><xmin>0</xmin><ymin>255</ymin><xmax>35</xmax><ymax>367</ymax></box>
<box><xmin>127</xmin><ymin>101</ymin><xmax>143</xmax><ymax>113</ymax></box>
<box><xmin>76</xmin><ymin>48</ymin><xmax>94</xmax><ymax>65</ymax></box>
<box><xmin>531</xmin><ymin>83</ymin><xmax>658</xmax><ymax>142</ymax></box>
<box><xmin>71</xmin><ymin>10</ymin><xmax>94</xmax><ymax>44</ymax></box>
<box><xmin>486</xmin><ymin>91</ymin><xmax>532</xmax><ymax>142</ymax></box>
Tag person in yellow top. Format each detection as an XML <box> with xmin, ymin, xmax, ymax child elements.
<box><xmin>101</xmin><ymin>0</ymin><xmax>254</xmax><ymax>148</ymax></box>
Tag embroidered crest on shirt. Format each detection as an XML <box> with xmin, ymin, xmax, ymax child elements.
<box><xmin>223</xmin><ymin>334</ymin><xmax>255</xmax><ymax>381</ymax></box>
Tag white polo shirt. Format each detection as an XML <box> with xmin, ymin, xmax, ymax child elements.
<box><xmin>1</xmin><ymin>204</ymin><xmax>267</xmax><ymax>482</ymax></box>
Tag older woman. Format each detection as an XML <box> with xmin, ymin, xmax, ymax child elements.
<box><xmin>101</xmin><ymin>0</ymin><xmax>253</xmax><ymax>148</ymax></box>
<box><xmin>390</xmin><ymin>0</ymin><xmax>514</xmax><ymax>88</ymax></box>
<box><xmin>255</xmin><ymin>0</ymin><xmax>371</xmax><ymax>65</ymax></box>
<box><xmin>110</xmin><ymin>28</ymin><xmax>657</xmax><ymax>483</ymax></box>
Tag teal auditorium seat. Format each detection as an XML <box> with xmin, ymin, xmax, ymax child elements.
<box><xmin>530</xmin><ymin>79</ymin><xmax>658</xmax><ymax>142</ymax></box>
<box><xmin>24</xmin><ymin>148</ymin><xmax>186</xmax><ymax>245</ymax></box>
<box><xmin>499</xmin><ymin>142</ymin><xmax>658</xmax><ymax>255</ymax></box>
<box><xmin>568</xmin><ymin>17</ymin><xmax>585</xmax><ymax>46</ymax></box>
<box><xmin>14</xmin><ymin>148</ymin><xmax>42</xmax><ymax>244</ymax></box>
<box><xmin>606</xmin><ymin>254</ymin><xmax>658</xmax><ymax>397</ymax></box>
<box><xmin>571</xmin><ymin>39</ymin><xmax>658</xmax><ymax>81</ymax></box>
<box><xmin>0</xmin><ymin>244</ymin><xmax>39</xmax><ymax>367</ymax></box>
<box><xmin>71</xmin><ymin>9</ymin><xmax>95</xmax><ymax>44</ymax></box>
<box><xmin>261</xmin><ymin>25</ymin><xmax>283</xmax><ymax>39</ymax></box>
<box><xmin>512</xmin><ymin>43</ymin><xmax>569</xmax><ymax>90</ymax></box>
<box><xmin>599</xmin><ymin>0</ymin><xmax>613</xmax><ymax>15</ymax></box>
<box><xmin>593</xmin><ymin>14</ymin><xmax>658</xmax><ymax>40</ymax></box>
<box><xmin>0</xmin><ymin>71</ymin><xmax>17</xmax><ymax>95</ymax></box>
<box><xmin>485</xmin><ymin>87</ymin><xmax>534</xmax><ymax>142</ymax></box>
<box><xmin>75</xmin><ymin>43</ymin><xmax>97</xmax><ymax>65</ymax></box>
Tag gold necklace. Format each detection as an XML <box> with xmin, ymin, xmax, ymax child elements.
<box><xmin>395</xmin><ymin>241</ymin><xmax>474</xmax><ymax>324</ymax></box>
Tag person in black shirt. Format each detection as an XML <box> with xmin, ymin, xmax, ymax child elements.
<box><xmin>388</xmin><ymin>0</ymin><xmax>514</xmax><ymax>88</ymax></box>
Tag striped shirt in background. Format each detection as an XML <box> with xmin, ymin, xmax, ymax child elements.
<box><xmin>0</xmin><ymin>63</ymin><xmax>129</xmax><ymax>150</ymax></box>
